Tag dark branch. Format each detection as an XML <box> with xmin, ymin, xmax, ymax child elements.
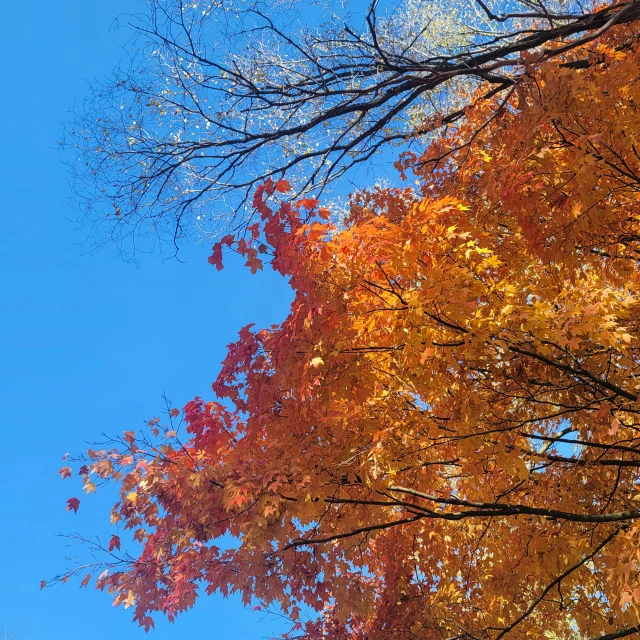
<box><xmin>63</xmin><ymin>0</ymin><xmax>640</xmax><ymax>255</ymax></box>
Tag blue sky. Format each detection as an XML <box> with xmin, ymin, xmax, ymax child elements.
<box><xmin>0</xmin><ymin>2</ymin><xmax>293</xmax><ymax>637</ymax></box>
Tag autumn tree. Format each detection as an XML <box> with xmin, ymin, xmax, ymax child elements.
<box><xmin>53</xmin><ymin>18</ymin><xmax>640</xmax><ymax>640</ymax></box>
<box><xmin>65</xmin><ymin>0</ymin><xmax>640</xmax><ymax>255</ymax></box>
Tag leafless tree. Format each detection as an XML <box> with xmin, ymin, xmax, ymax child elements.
<box><xmin>64</xmin><ymin>0</ymin><xmax>640</xmax><ymax>257</ymax></box>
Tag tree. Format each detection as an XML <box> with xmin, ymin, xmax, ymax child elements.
<box><xmin>65</xmin><ymin>0</ymin><xmax>640</xmax><ymax>256</ymax></box>
<box><xmin>55</xmin><ymin>21</ymin><xmax>640</xmax><ymax>639</ymax></box>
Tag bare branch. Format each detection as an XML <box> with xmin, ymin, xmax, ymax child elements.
<box><xmin>63</xmin><ymin>0</ymin><xmax>640</xmax><ymax>255</ymax></box>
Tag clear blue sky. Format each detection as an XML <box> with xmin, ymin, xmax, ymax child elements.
<box><xmin>0</xmin><ymin>2</ymin><xmax>293</xmax><ymax>637</ymax></box>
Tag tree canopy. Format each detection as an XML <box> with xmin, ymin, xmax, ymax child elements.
<box><xmin>65</xmin><ymin>0</ymin><xmax>640</xmax><ymax>256</ymax></box>
<box><xmin>53</xmin><ymin>16</ymin><xmax>640</xmax><ymax>640</ymax></box>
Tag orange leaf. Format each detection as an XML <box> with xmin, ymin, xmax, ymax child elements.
<box><xmin>608</xmin><ymin>418</ymin><xmax>620</xmax><ymax>436</ymax></box>
<box><xmin>275</xmin><ymin>179</ymin><xmax>291</xmax><ymax>193</ymax></box>
<box><xmin>58</xmin><ymin>466</ymin><xmax>72</xmax><ymax>480</ymax></box>
<box><xmin>297</xmin><ymin>198</ymin><xmax>319</xmax><ymax>210</ymax></box>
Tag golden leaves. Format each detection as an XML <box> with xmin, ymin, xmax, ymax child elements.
<box><xmin>58</xmin><ymin>24</ymin><xmax>640</xmax><ymax>640</ymax></box>
<box><xmin>83</xmin><ymin>481</ymin><xmax>96</xmax><ymax>495</ymax></box>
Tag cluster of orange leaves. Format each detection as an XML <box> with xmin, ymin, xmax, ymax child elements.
<box><xmin>56</xmin><ymin>22</ymin><xmax>640</xmax><ymax>640</ymax></box>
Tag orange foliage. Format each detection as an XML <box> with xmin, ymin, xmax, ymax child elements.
<box><xmin>59</xmin><ymin>24</ymin><xmax>640</xmax><ymax>640</ymax></box>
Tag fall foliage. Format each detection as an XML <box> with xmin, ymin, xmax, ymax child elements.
<box><xmin>56</xmin><ymin>18</ymin><xmax>640</xmax><ymax>640</ymax></box>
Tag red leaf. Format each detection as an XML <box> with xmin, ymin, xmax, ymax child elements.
<box><xmin>245</xmin><ymin>255</ymin><xmax>263</xmax><ymax>274</ymax></box>
<box><xmin>108</xmin><ymin>535</ymin><xmax>121</xmax><ymax>552</ymax></box>
<box><xmin>66</xmin><ymin>497</ymin><xmax>80</xmax><ymax>513</ymax></box>
<box><xmin>80</xmin><ymin>573</ymin><xmax>91</xmax><ymax>588</ymax></box>
<box><xmin>40</xmin><ymin>580</ymin><xmax>47</xmax><ymax>590</ymax></box>
<box><xmin>247</xmin><ymin>222</ymin><xmax>260</xmax><ymax>239</ymax></box>
<box><xmin>169</xmin><ymin>408</ymin><xmax>180</xmax><ymax>418</ymax></box>
<box><xmin>208</xmin><ymin>243</ymin><xmax>224</xmax><ymax>270</ymax></box>
<box><xmin>220</xmin><ymin>234</ymin><xmax>235</xmax><ymax>246</ymax></box>
<box><xmin>253</xmin><ymin>186</ymin><xmax>273</xmax><ymax>218</ymax></box>
<box><xmin>263</xmin><ymin>177</ymin><xmax>275</xmax><ymax>196</ymax></box>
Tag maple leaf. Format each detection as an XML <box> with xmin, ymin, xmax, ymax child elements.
<box><xmin>245</xmin><ymin>255</ymin><xmax>263</xmax><ymax>274</ymax></box>
<box><xmin>108</xmin><ymin>535</ymin><xmax>121</xmax><ymax>552</ymax></box>
<box><xmin>142</xmin><ymin>617</ymin><xmax>154</xmax><ymax>632</ymax></box>
<box><xmin>420</xmin><ymin>347</ymin><xmax>435</xmax><ymax>365</ymax></box>
<box><xmin>133</xmin><ymin>611</ymin><xmax>155</xmax><ymax>632</ymax></box>
<box><xmin>275</xmin><ymin>179</ymin><xmax>291</xmax><ymax>193</ymax></box>
<box><xmin>65</xmin><ymin>497</ymin><xmax>80</xmax><ymax>513</ymax></box>
<box><xmin>58</xmin><ymin>466</ymin><xmax>72</xmax><ymax>480</ymax></box>
<box><xmin>208</xmin><ymin>243</ymin><xmax>224</xmax><ymax>271</ymax></box>
<box><xmin>169</xmin><ymin>408</ymin><xmax>180</xmax><ymax>418</ymax></box>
